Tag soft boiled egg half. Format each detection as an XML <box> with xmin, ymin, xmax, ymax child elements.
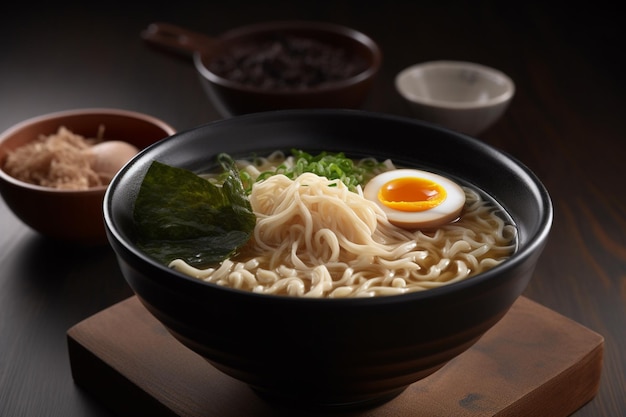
<box><xmin>363</xmin><ymin>169</ymin><xmax>466</xmax><ymax>229</ymax></box>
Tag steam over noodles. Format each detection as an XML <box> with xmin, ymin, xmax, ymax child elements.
<box><xmin>168</xmin><ymin>151</ymin><xmax>517</xmax><ymax>298</ymax></box>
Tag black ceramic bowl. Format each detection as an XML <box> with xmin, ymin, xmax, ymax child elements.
<box><xmin>103</xmin><ymin>110</ymin><xmax>552</xmax><ymax>410</ymax></box>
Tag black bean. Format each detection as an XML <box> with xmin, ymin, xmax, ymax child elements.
<box><xmin>209</xmin><ymin>34</ymin><xmax>367</xmax><ymax>90</ymax></box>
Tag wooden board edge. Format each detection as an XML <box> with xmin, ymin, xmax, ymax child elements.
<box><xmin>66</xmin><ymin>295</ymin><xmax>606</xmax><ymax>417</ymax></box>
<box><xmin>496</xmin><ymin>323</ymin><xmax>605</xmax><ymax>416</ymax></box>
<box><xmin>67</xmin><ymin>321</ymin><xmax>179</xmax><ymax>417</ymax></box>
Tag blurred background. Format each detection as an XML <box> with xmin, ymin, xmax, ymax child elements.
<box><xmin>2</xmin><ymin>0</ymin><xmax>621</xmax><ymax>135</ymax></box>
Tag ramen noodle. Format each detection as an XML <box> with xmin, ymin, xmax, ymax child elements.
<box><xmin>169</xmin><ymin>152</ymin><xmax>517</xmax><ymax>298</ymax></box>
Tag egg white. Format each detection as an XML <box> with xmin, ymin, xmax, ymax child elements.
<box><xmin>363</xmin><ymin>169</ymin><xmax>466</xmax><ymax>229</ymax></box>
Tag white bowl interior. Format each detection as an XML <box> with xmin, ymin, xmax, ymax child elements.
<box><xmin>396</xmin><ymin>61</ymin><xmax>514</xmax><ymax>109</ymax></box>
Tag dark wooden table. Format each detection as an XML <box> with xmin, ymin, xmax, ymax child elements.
<box><xmin>1</xmin><ymin>2</ymin><xmax>624</xmax><ymax>416</ymax></box>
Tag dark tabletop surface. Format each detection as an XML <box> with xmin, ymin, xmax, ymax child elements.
<box><xmin>1</xmin><ymin>1</ymin><xmax>624</xmax><ymax>416</ymax></box>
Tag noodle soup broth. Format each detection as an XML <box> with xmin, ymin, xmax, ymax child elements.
<box><xmin>166</xmin><ymin>149</ymin><xmax>518</xmax><ymax>298</ymax></box>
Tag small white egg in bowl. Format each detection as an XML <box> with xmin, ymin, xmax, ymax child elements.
<box><xmin>395</xmin><ymin>60</ymin><xmax>515</xmax><ymax>136</ymax></box>
<box><xmin>0</xmin><ymin>108</ymin><xmax>176</xmax><ymax>245</ymax></box>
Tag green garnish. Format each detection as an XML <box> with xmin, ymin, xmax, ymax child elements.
<box><xmin>133</xmin><ymin>155</ymin><xmax>256</xmax><ymax>268</ymax></box>
<box><xmin>242</xmin><ymin>149</ymin><xmax>384</xmax><ymax>193</ymax></box>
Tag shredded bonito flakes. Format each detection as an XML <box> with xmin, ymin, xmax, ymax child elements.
<box><xmin>3</xmin><ymin>126</ymin><xmax>105</xmax><ymax>190</ymax></box>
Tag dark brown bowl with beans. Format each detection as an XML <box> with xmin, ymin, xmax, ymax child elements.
<box><xmin>142</xmin><ymin>21</ymin><xmax>382</xmax><ymax>117</ymax></box>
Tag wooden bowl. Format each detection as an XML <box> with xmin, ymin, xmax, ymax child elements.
<box><xmin>142</xmin><ymin>21</ymin><xmax>382</xmax><ymax>117</ymax></box>
<box><xmin>0</xmin><ymin>108</ymin><xmax>175</xmax><ymax>245</ymax></box>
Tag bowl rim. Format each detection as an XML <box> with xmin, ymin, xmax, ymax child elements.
<box><xmin>194</xmin><ymin>20</ymin><xmax>383</xmax><ymax>95</ymax></box>
<box><xmin>0</xmin><ymin>107</ymin><xmax>176</xmax><ymax>194</ymax></box>
<box><xmin>395</xmin><ymin>60</ymin><xmax>516</xmax><ymax>109</ymax></box>
<box><xmin>104</xmin><ymin>109</ymin><xmax>553</xmax><ymax>305</ymax></box>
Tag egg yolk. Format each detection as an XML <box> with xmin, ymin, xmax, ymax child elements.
<box><xmin>378</xmin><ymin>177</ymin><xmax>447</xmax><ymax>212</ymax></box>
<box><xmin>363</xmin><ymin>168</ymin><xmax>466</xmax><ymax>230</ymax></box>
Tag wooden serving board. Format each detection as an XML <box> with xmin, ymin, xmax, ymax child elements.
<box><xmin>67</xmin><ymin>296</ymin><xmax>604</xmax><ymax>417</ymax></box>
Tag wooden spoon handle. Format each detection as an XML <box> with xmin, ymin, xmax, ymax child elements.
<box><xmin>141</xmin><ymin>22</ymin><xmax>217</xmax><ymax>58</ymax></box>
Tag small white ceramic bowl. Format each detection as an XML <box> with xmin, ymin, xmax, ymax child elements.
<box><xmin>395</xmin><ymin>60</ymin><xmax>515</xmax><ymax>136</ymax></box>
